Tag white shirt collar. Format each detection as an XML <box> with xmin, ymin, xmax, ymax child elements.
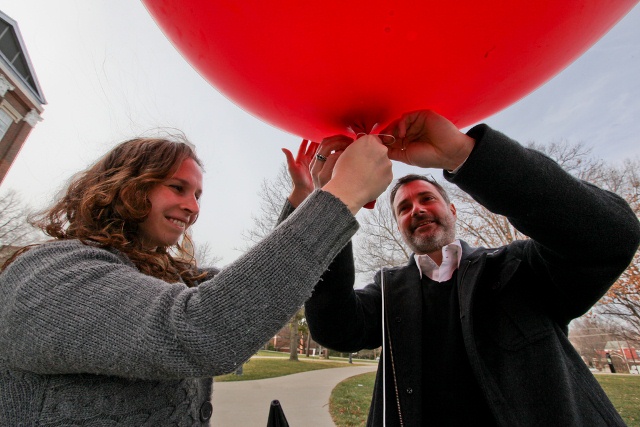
<box><xmin>414</xmin><ymin>240</ymin><xmax>462</xmax><ymax>283</ymax></box>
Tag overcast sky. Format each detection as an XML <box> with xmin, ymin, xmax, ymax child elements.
<box><xmin>1</xmin><ymin>1</ymin><xmax>639</xmax><ymax>267</ymax></box>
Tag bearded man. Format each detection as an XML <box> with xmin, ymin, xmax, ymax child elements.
<box><xmin>301</xmin><ymin>110</ymin><xmax>639</xmax><ymax>427</ymax></box>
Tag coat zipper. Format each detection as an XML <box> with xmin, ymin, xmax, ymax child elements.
<box><xmin>381</xmin><ymin>268</ymin><xmax>404</xmax><ymax>427</ymax></box>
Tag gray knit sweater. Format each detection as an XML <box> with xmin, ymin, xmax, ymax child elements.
<box><xmin>0</xmin><ymin>190</ymin><xmax>357</xmax><ymax>426</ymax></box>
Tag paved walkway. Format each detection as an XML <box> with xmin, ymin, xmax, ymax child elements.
<box><xmin>211</xmin><ymin>363</ymin><xmax>378</xmax><ymax>426</ymax></box>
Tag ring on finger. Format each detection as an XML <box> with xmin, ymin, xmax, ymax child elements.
<box><xmin>316</xmin><ymin>153</ymin><xmax>327</xmax><ymax>162</ymax></box>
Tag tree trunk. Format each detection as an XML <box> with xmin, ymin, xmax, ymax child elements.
<box><xmin>289</xmin><ymin>321</ymin><xmax>299</xmax><ymax>361</ymax></box>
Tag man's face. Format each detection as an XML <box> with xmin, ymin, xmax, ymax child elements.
<box><xmin>393</xmin><ymin>180</ymin><xmax>457</xmax><ymax>256</ymax></box>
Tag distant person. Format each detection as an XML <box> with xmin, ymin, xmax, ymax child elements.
<box><xmin>0</xmin><ymin>133</ymin><xmax>392</xmax><ymax>425</ymax></box>
<box><xmin>288</xmin><ymin>110</ymin><xmax>640</xmax><ymax>426</ymax></box>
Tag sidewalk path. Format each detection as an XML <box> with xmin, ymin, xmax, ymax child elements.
<box><xmin>211</xmin><ymin>363</ymin><xmax>377</xmax><ymax>426</ymax></box>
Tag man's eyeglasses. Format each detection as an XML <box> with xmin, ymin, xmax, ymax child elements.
<box><xmin>356</xmin><ymin>133</ymin><xmax>396</xmax><ymax>146</ymax></box>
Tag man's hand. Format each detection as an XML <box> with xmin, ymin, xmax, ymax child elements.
<box><xmin>382</xmin><ymin>110</ymin><xmax>475</xmax><ymax>171</ymax></box>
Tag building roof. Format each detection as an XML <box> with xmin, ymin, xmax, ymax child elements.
<box><xmin>0</xmin><ymin>10</ymin><xmax>46</xmax><ymax>106</ymax></box>
<box><xmin>604</xmin><ymin>341</ymin><xmax>635</xmax><ymax>351</ymax></box>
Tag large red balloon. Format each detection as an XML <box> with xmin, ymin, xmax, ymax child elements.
<box><xmin>143</xmin><ymin>0</ymin><xmax>637</xmax><ymax>141</ymax></box>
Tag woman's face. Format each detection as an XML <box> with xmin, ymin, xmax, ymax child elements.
<box><xmin>138</xmin><ymin>158</ymin><xmax>203</xmax><ymax>249</ymax></box>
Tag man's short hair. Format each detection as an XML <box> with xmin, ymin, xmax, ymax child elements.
<box><xmin>389</xmin><ymin>174</ymin><xmax>451</xmax><ymax>216</ymax></box>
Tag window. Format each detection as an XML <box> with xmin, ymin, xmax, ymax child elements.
<box><xmin>0</xmin><ymin>108</ymin><xmax>12</xmax><ymax>139</ymax></box>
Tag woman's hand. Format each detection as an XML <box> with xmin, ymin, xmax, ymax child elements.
<box><xmin>282</xmin><ymin>139</ymin><xmax>318</xmax><ymax>207</ymax></box>
<box><xmin>310</xmin><ymin>135</ymin><xmax>353</xmax><ymax>189</ymax></box>
<box><xmin>323</xmin><ymin>134</ymin><xmax>393</xmax><ymax>215</ymax></box>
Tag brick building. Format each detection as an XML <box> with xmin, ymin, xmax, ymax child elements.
<box><xmin>267</xmin><ymin>323</ymin><xmax>381</xmax><ymax>360</ymax></box>
<box><xmin>268</xmin><ymin>324</ymin><xmax>323</xmax><ymax>357</ymax></box>
<box><xmin>0</xmin><ymin>10</ymin><xmax>46</xmax><ymax>185</ymax></box>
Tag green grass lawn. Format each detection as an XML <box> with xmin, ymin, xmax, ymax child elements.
<box><xmin>255</xmin><ymin>350</ymin><xmax>293</xmax><ymax>358</ymax></box>
<box><xmin>597</xmin><ymin>375</ymin><xmax>640</xmax><ymax>426</ymax></box>
<box><xmin>330</xmin><ymin>371</ymin><xmax>377</xmax><ymax>427</ymax></box>
<box><xmin>214</xmin><ymin>355</ymin><xmax>366</xmax><ymax>382</ymax></box>
<box><xmin>329</xmin><ymin>372</ymin><xmax>640</xmax><ymax>427</ymax></box>
<box><xmin>214</xmin><ymin>354</ymin><xmax>639</xmax><ymax>426</ymax></box>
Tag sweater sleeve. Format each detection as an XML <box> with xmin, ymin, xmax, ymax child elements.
<box><xmin>0</xmin><ymin>190</ymin><xmax>358</xmax><ymax>380</ymax></box>
<box><xmin>276</xmin><ymin>198</ymin><xmax>296</xmax><ymax>225</ymax></box>
<box><xmin>278</xmin><ymin>197</ymin><xmax>383</xmax><ymax>351</ymax></box>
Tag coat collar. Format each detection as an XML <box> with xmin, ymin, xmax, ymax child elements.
<box><xmin>399</xmin><ymin>240</ymin><xmax>492</xmax><ymax>270</ymax></box>
<box><xmin>383</xmin><ymin>241</ymin><xmax>520</xmax><ymax>314</ymax></box>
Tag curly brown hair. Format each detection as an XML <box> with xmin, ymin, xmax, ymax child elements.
<box><xmin>4</xmin><ymin>136</ymin><xmax>207</xmax><ymax>286</ymax></box>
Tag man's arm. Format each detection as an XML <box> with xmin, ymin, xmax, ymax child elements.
<box><xmin>383</xmin><ymin>110</ymin><xmax>639</xmax><ymax>318</ymax></box>
<box><xmin>304</xmin><ymin>243</ymin><xmax>385</xmax><ymax>352</ymax></box>
<box><xmin>445</xmin><ymin>124</ymin><xmax>640</xmax><ymax>319</ymax></box>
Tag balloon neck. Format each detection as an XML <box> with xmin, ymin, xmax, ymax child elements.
<box><xmin>347</xmin><ymin>122</ymin><xmax>380</xmax><ymax>137</ymax></box>
<box><xmin>364</xmin><ymin>200</ymin><xmax>376</xmax><ymax>209</ymax></box>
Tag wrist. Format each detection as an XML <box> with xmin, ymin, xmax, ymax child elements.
<box><xmin>446</xmin><ymin>134</ymin><xmax>475</xmax><ymax>171</ymax></box>
<box><xmin>322</xmin><ymin>182</ymin><xmax>364</xmax><ymax>215</ymax></box>
<box><xmin>288</xmin><ymin>186</ymin><xmax>313</xmax><ymax>208</ymax></box>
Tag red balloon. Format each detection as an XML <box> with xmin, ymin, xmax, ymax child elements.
<box><xmin>142</xmin><ymin>0</ymin><xmax>636</xmax><ymax>141</ymax></box>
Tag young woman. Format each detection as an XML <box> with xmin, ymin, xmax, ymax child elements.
<box><xmin>0</xmin><ymin>134</ymin><xmax>392</xmax><ymax>425</ymax></box>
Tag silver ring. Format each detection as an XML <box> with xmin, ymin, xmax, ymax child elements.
<box><xmin>316</xmin><ymin>153</ymin><xmax>327</xmax><ymax>162</ymax></box>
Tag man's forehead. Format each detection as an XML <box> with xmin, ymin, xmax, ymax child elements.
<box><xmin>395</xmin><ymin>180</ymin><xmax>440</xmax><ymax>203</ymax></box>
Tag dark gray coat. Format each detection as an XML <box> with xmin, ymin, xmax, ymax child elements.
<box><xmin>305</xmin><ymin>125</ymin><xmax>640</xmax><ymax>427</ymax></box>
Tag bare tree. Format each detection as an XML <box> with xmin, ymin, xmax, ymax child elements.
<box><xmin>597</xmin><ymin>252</ymin><xmax>640</xmax><ymax>344</ymax></box>
<box><xmin>354</xmin><ymin>193</ymin><xmax>410</xmax><ymax>279</ymax></box>
<box><xmin>455</xmin><ymin>144</ymin><xmax>640</xmax><ymax>345</ymax></box>
<box><xmin>443</xmin><ymin>144</ymin><xmax>640</xmax><ymax>344</ymax></box>
<box><xmin>446</xmin><ymin>186</ymin><xmax>528</xmax><ymax>247</ymax></box>
<box><xmin>598</xmin><ymin>158</ymin><xmax>640</xmax><ymax>215</ymax></box>
<box><xmin>355</xmin><ymin>140</ymin><xmax>640</xmax><ymax>348</ymax></box>
<box><xmin>243</xmin><ymin>145</ymin><xmax>640</xmax><ymax>353</ymax></box>
<box><xmin>0</xmin><ymin>190</ymin><xmax>41</xmax><ymax>264</ymax></box>
<box><xmin>569</xmin><ymin>315</ymin><xmax>620</xmax><ymax>369</ymax></box>
<box><xmin>287</xmin><ymin>307</ymin><xmax>309</xmax><ymax>361</ymax></box>
<box><xmin>192</xmin><ymin>241</ymin><xmax>222</xmax><ymax>268</ymax></box>
<box><xmin>448</xmin><ymin>140</ymin><xmax>605</xmax><ymax>247</ymax></box>
<box><xmin>527</xmin><ymin>139</ymin><xmax>606</xmax><ymax>182</ymax></box>
<box><xmin>241</xmin><ymin>163</ymin><xmax>309</xmax><ymax>359</ymax></box>
<box><xmin>241</xmin><ymin>165</ymin><xmax>291</xmax><ymax>247</ymax></box>
<box><xmin>592</xmin><ymin>159</ymin><xmax>640</xmax><ymax>344</ymax></box>
<box><xmin>353</xmin><ymin>141</ymin><xmax>605</xmax><ymax>272</ymax></box>
<box><xmin>174</xmin><ymin>232</ymin><xmax>222</xmax><ymax>270</ymax></box>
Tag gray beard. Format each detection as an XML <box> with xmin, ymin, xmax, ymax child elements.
<box><xmin>405</xmin><ymin>224</ymin><xmax>456</xmax><ymax>255</ymax></box>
